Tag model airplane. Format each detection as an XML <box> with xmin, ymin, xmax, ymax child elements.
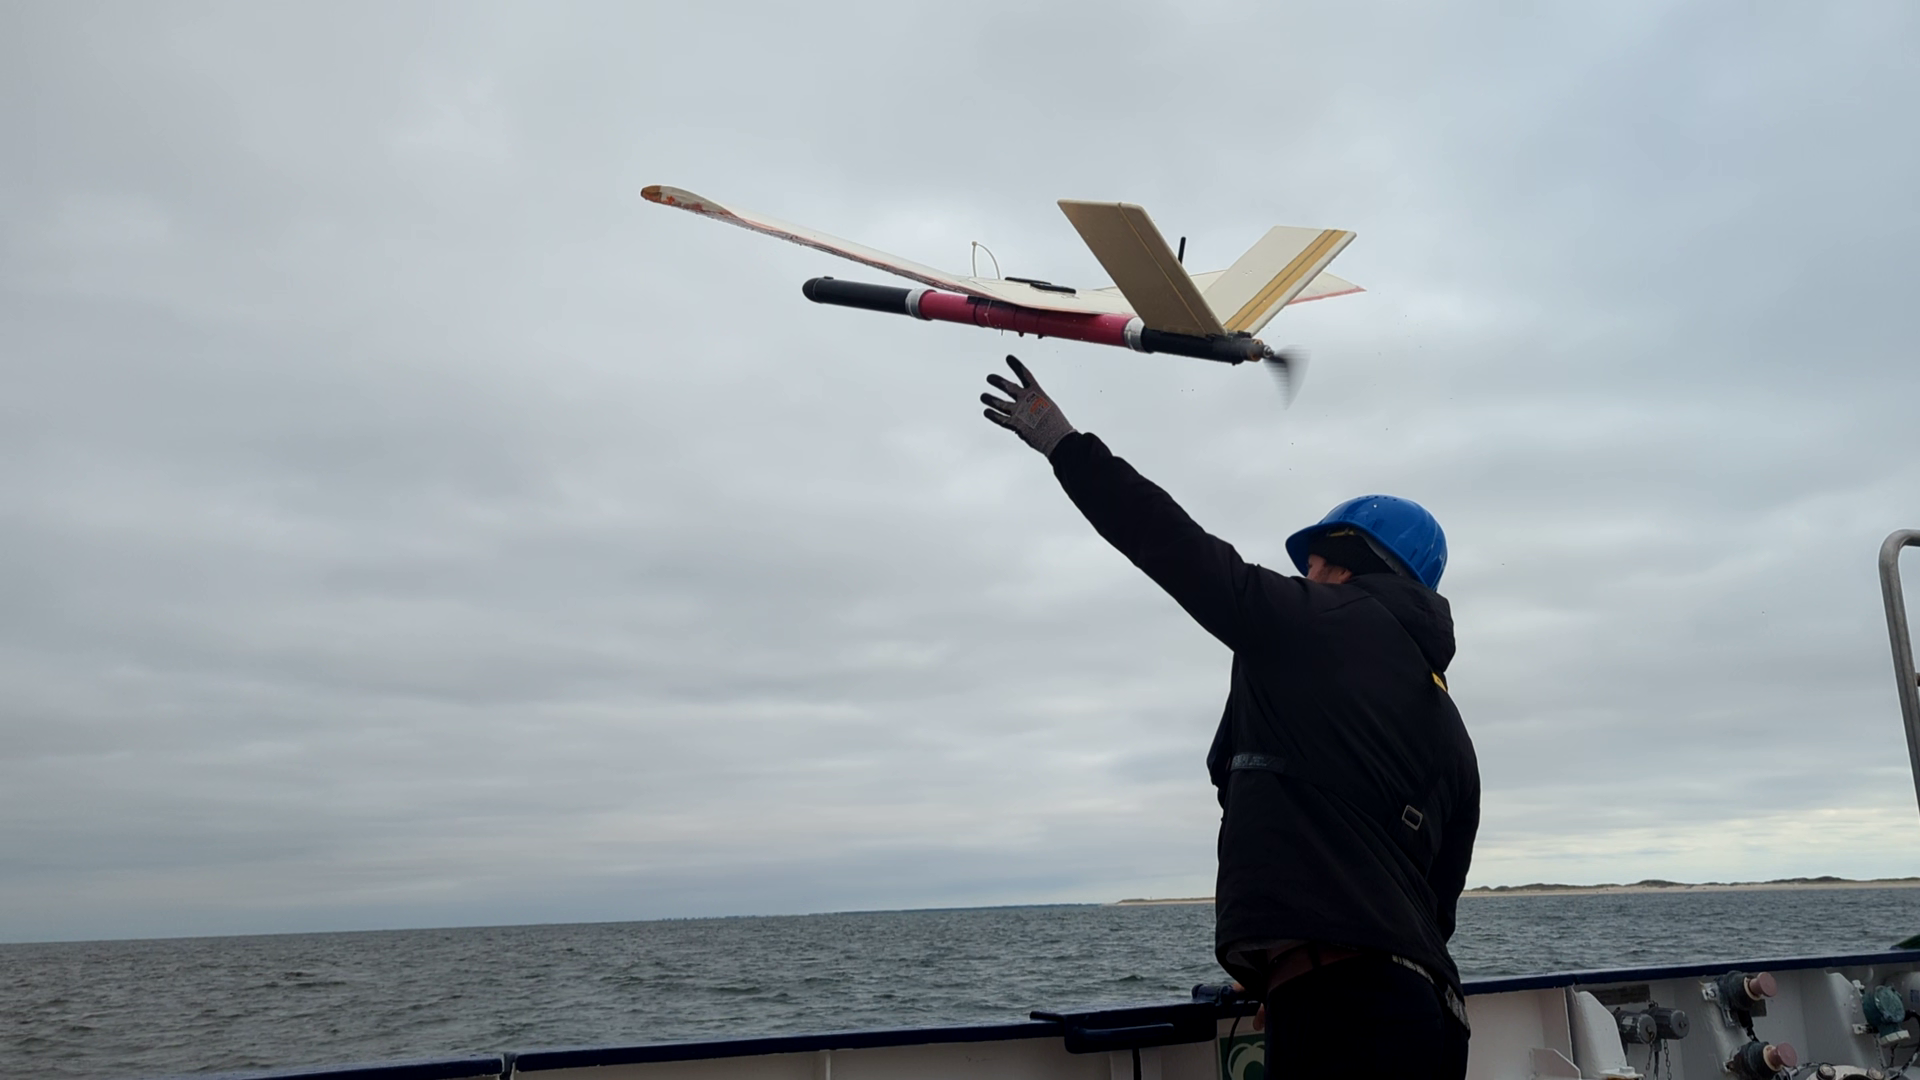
<box><xmin>641</xmin><ymin>184</ymin><xmax>1363</xmax><ymax>396</ymax></box>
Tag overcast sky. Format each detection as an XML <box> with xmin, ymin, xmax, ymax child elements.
<box><xmin>3</xmin><ymin>2</ymin><xmax>1918</xmax><ymax>944</ymax></box>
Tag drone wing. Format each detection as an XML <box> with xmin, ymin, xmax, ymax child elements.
<box><xmin>644</xmin><ymin>185</ymin><xmax>973</xmax><ymax>294</ymax></box>
<box><xmin>644</xmin><ymin>184</ymin><xmax>1134</xmax><ymax>317</ymax></box>
<box><xmin>1057</xmin><ymin>201</ymin><xmax>1225</xmax><ymax>337</ymax></box>
<box><xmin>1202</xmin><ymin>226</ymin><xmax>1357</xmax><ymax>335</ymax></box>
<box><xmin>956</xmin><ymin>277</ymin><xmax>1136</xmax><ymax>315</ymax></box>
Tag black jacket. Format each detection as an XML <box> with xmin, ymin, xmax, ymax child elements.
<box><xmin>1050</xmin><ymin>432</ymin><xmax>1480</xmax><ymax>994</ymax></box>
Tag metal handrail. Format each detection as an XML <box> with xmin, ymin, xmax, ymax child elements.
<box><xmin>1880</xmin><ymin>530</ymin><xmax>1920</xmax><ymax>815</ymax></box>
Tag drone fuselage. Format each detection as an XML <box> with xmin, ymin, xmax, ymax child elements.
<box><xmin>801</xmin><ymin>277</ymin><xmax>1270</xmax><ymax>366</ymax></box>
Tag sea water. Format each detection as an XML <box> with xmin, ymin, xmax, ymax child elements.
<box><xmin>7</xmin><ymin>888</ymin><xmax>1920</xmax><ymax>1080</ymax></box>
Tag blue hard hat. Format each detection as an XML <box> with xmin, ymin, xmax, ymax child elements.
<box><xmin>1286</xmin><ymin>495</ymin><xmax>1448</xmax><ymax>590</ymax></box>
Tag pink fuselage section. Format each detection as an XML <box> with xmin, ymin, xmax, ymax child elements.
<box><xmin>914</xmin><ymin>290</ymin><xmax>1134</xmax><ymax>349</ymax></box>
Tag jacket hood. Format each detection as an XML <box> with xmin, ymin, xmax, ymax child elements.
<box><xmin>1349</xmin><ymin>574</ymin><xmax>1456</xmax><ymax>673</ymax></box>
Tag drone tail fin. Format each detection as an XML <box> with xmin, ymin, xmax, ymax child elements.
<box><xmin>1202</xmin><ymin>226</ymin><xmax>1358</xmax><ymax>335</ymax></box>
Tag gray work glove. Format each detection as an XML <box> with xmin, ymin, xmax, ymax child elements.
<box><xmin>981</xmin><ymin>355</ymin><xmax>1076</xmax><ymax>457</ymax></box>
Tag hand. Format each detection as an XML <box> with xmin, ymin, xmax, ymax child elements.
<box><xmin>1230</xmin><ymin>982</ymin><xmax>1267</xmax><ymax>1031</ymax></box>
<box><xmin>981</xmin><ymin>355</ymin><xmax>1075</xmax><ymax>457</ymax></box>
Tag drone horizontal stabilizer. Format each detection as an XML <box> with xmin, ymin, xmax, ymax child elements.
<box><xmin>1288</xmin><ymin>270</ymin><xmax>1364</xmax><ymax>306</ymax></box>
<box><xmin>1056</xmin><ymin>201</ymin><xmax>1226</xmax><ymax>338</ymax></box>
<box><xmin>1204</xmin><ymin>226</ymin><xmax>1357</xmax><ymax>335</ymax></box>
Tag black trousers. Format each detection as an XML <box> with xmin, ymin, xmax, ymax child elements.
<box><xmin>1262</xmin><ymin>954</ymin><xmax>1469</xmax><ymax>1079</ymax></box>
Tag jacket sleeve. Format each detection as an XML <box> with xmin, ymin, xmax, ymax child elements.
<box><xmin>1050</xmin><ymin>432</ymin><xmax>1277</xmax><ymax>652</ymax></box>
<box><xmin>1427</xmin><ymin>767</ymin><xmax>1481</xmax><ymax>941</ymax></box>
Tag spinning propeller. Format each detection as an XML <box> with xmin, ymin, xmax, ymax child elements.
<box><xmin>1262</xmin><ymin>347</ymin><xmax>1306</xmax><ymax>406</ymax></box>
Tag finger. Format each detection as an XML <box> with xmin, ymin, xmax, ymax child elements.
<box><xmin>1006</xmin><ymin>354</ymin><xmax>1036</xmax><ymax>388</ymax></box>
<box><xmin>980</xmin><ymin>392</ymin><xmax>1015</xmax><ymax>414</ymax></box>
<box><xmin>982</xmin><ymin>408</ymin><xmax>1017</xmax><ymax>430</ymax></box>
<box><xmin>986</xmin><ymin>374</ymin><xmax>1020</xmax><ymax>395</ymax></box>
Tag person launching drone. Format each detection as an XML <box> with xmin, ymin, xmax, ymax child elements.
<box><xmin>980</xmin><ymin>356</ymin><xmax>1481</xmax><ymax>1077</ymax></box>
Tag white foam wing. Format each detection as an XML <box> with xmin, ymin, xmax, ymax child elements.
<box><xmin>643</xmin><ymin>185</ymin><xmax>1134</xmax><ymax>317</ymax></box>
<box><xmin>1056</xmin><ymin>200</ymin><xmax>1225</xmax><ymax>337</ymax></box>
<box><xmin>1202</xmin><ymin>226</ymin><xmax>1358</xmax><ymax>335</ymax></box>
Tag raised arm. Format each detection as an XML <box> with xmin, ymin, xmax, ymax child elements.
<box><xmin>981</xmin><ymin>356</ymin><xmax>1274</xmax><ymax>652</ymax></box>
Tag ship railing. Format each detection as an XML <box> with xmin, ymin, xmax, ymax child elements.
<box><xmin>1881</xmin><ymin>529</ymin><xmax>1920</xmax><ymax>815</ymax></box>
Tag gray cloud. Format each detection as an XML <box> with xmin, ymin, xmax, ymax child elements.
<box><xmin>2</xmin><ymin>0</ymin><xmax>1918</xmax><ymax>942</ymax></box>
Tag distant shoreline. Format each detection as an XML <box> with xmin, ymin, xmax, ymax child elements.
<box><xmin>1114</xmin><ymin>876</ymin><xmax>1920</xmax><ymax>905</ymax></box>
<box><xmin>1462</xmin><ymin>876</ymin><xmax>1920</xmax><ymax>898</ymax></box>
